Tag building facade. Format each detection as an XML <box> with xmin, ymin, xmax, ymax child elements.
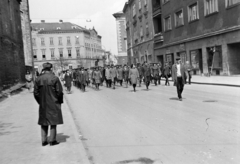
<box><xmin>123</xmin><ymin>0</ymin><xmax>155</xmax><ymax>65</ymax></box>
<box><xmin>0</xmin><ymin>0</ymin><xmax>26</xmax><ymax>91</ymax></box>
<box><xmin>31</xmin><ymin>21</ymin><xmax>103</xmax><ymax>71</ymax></box>
<box><xmin>113</xmin><ymin>11</ymin><xmax>128</xmax><ymax>65</ymax></box>
<box><xmin>20</xmin><ymin>0</ymin><xmax>33</xmax><ymax>68</ymax></box>
<box><xmin>156</xmin><ymin>0</ymin><xmax>240</xmax><ymax>75</ymax></box>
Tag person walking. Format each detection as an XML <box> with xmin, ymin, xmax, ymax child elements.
<box><xmin>129</xmin><ymin>64</ymin><xmax>139</xmax><ymax>92</ymax></box>
<box><xmin>78</xmin><ymin>67</ymin><xmax>88</xmax><ymax>92</ymax></box>
<box><xmin>123</xmin><ymin>65</ymin><xmax>130</xmax><ymax>88</ymax></box>
<box><xmin>105</xmin><ymin>65</ymin><xmax>112</xmax><ymax>88</ymax></box>
<box><xmin>172</xmin><ymin>58</ymin><xmax>186</xmax><ymax>101</ymax></box>
<box><xmin>163</xmin><ymin>63</ymin><xmax>171</xmax><ymax>86</ymax></box>
<box><xmin>151</xmin><ymin>64</ymin><xmax>160</xmax><ymax>86</ymax></box>
<box><xmin>117</xmin><ymin>65</ymin><xmax>124</xmax><ymax>86</ymax></box>
<box><xmin>185</xmin><ymin>61</ymin><xmax>193</xmax><ymax>84</ymax></box>
<box><xmin>33</xmin><ymin>62</ymin><xmax>63</xmax><ymax>146</ymax></box>
<box><xmin>93</xmin><ymin>67</ymin><xmax>102</xmax><ymax>90</ymax></box>
<box><xmin>157</xmin><ymin>63</ymin><xmax>162</xmax><ymax>85</ymax></box>
<box><xmin>137</xmin><ymin>64</ymin><xmax>143</xmax><ymax>87</ymax></box>
<box><xmin>64</xmin><ymin>70</ymin><xmax>72</xmax><ymax>94</ymax></box>
<box><xmin>110</xmin><ymin>65</ymin><xmax>118</xmax><ymax>89</ymax></box>
<box><xmin>25</xmin><ymin>71</ymin><xmax>33</xmax><ymax>92</ymax></box>
<box><xmin>143</xmin><ymin>63</ymin><xmax>152</xmax><ymax>90</ymax></box>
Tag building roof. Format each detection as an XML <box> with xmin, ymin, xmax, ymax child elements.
<box><xmin>31</xmin><ymin>21</ymin><xmax>90</xmax><ymax>34</ymax></box>
<box><xmin>113</xmin><ymin>11</ymin><xmax>125</xmax><ymax>18</ymax></box>
<box><xmin>123</xmin><ymin>2</ymin><xmax>129</xmax><ymax>13</ymax></box>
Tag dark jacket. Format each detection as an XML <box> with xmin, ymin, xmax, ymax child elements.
<box><xmin>143</xmin><ymin>65</ymin><xmax>152</xmax><ymax>82</ymax></box>
<box><xmin>34</xmin><ymin>72</ymin><xmax>64</xmax><ymax>126</ymax></box>
<box><xmin>163</xmin><ymin>65</ymin><xmax>171</xmax><ymax>76</ymax></box>
<box><xmin>78</xmin><ymin>71</ymin><xmax>88</xmax><ymax>85</ymax></box>
<box><xmin>123</xmin><ymin>68</ymin><xmax>129</xmax><ymax>80</ymax></box>
<box><xmin>151</xmin><ymin>65</ymin><xmax>160</xmax><ymax>77</ymax></box>
<box><xmin>64</xmin><ymin>73</ymin><xmax>72</xmax><ymax>87</ymax></box>
<box><xmin>93</xmin><ymin>71</ymin><xmax>102</xmax><ymax>83</ymax></box>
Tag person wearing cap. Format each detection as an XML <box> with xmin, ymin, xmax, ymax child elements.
<box><xmin>172</xmin><ymin>58</ymin><xmax>186</xmax><ymax>101</ymax></box>
<box><xmin>34</xmin><ymin>62</ymin><xmax>63</xmax><ymax>146</ymax></box>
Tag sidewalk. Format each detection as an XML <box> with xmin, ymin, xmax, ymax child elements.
<box><xmin>0</xmin><ymin>89</ymin><xmax>90</xmax><ymax>164</ymax></box>
<box><xmin>167</xmin><ymin>75</ymin><xmax>240</xmax><ymax>87</ymax></box>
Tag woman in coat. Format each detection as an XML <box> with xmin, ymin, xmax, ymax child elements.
<box><xmin>64</xmin><ymin>70</ymin><xmax>72</xmax><ymax>94</ymax></box>
<box><xmin>129</xmin><ymin>64</ymin><xmax>139</xmax><ymax>92</ymax></box>
<box><xmin>93</xmin><ymin>67</ymin><xmax>102</xmax><ymax>90</ymax></box>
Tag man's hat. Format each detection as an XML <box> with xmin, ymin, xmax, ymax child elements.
<box><xmin>42</xmin><ymin>62</ymin><xmax>52</xmax><ymax>70</ymax></box>
<box><xmin>176</xmin><ymin>57</ymin><xmax>181</xmax><ymax>61</ymax></box>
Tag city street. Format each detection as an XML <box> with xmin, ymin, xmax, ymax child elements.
<box><xmin>65</xmin><ymin>82</ymin><xmax>240</xmax><ymax>164</ymax></box>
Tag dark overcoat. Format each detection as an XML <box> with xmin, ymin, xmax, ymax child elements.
<box><xmin>78</xmin><ymin>71</ymin><xmax>88</xmax><ymax>85</ymax></box>
<box><xmin>64</xmin><ymin>73</ymin><xmax>72</xmax><ymax>87</ymax></box>
<box><xmin>129</xmin><ymin>68</ymin><xmax>139</xmax><ymax>84</ymax></box>
<box><xmin>34</xmin><ymin>72</ymin><xmax>64</xmax><ymax>126</ymax></box>
<box><xmin>143</xmin><ymin>65</ymin><xmax>151</xmax><ymax>82</ymax></box>
<box><xmin>123</xmin><ymin>69</ymin><xmax>129</xmax><ymax>81</ymax></box>
<box><xmin>117</xmin><ymin>68</ymin><xmax>124</xmax><ymax>80</ymax></box>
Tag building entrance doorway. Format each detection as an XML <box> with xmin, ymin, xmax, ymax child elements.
<box><xmin>157</xmin><ymin>55</ymin><xmax>164</xmax><ymax>66</ymax></box>
<box><xmin>227</xmin><ymin>43</ymin><xmax>240</xmax><ymax>75</ymax></box>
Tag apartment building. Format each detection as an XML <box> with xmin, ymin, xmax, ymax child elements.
<box><xmin>31</xmin><ymin>21</ymin><xmax>102</xmax><ymax>71</ymax></box>
<box><xmin>113</xmin><ymin>11</ymin><xmax>128</xmax><ymax>65</ymax></box>
<box><xmin>156</xmin><ymin>0</ymin><xmax>240</xmax><ymax>75</ymax></box>
<box><xmin>123</xmin><ymin>0</ymin><xmax>155</xmax><ymax>64</ymax></box>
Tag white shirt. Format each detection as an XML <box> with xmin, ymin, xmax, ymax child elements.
<box><xmin>176</xmin><ymin>64</ymin><xmax>181</xmax><ymax>77</ymax></box>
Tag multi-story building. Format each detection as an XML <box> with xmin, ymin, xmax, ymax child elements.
<box><xmin>0</xmin><ymin>0</ymin><xmax>26</xmax><ymax>91</ymax></box>
<box><xmin>113</xmin><ymin>11</ymin><xmax>128</xmax><ymax>65</ymax></box>
<box><xmin>123</xmin><ymin>0</ymin><xmax>155</xmax><ymax>65</ymax></box>
<box><xmin>31</xmin><ymin>21</ymin><xmax>103</xmax><ymax>71</ymax></box>
<box><xmin>20</xmin><ymin>0</ymin><xmax>33</xmax><ymax>69</ymax></box>
<box><xmin>156</xmin><ymin>0</ymin><xmax>240</xmax><ymax>75</ymax></box>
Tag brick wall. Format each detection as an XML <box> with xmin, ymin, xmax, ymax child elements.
<box><xmin>0</xmin><ymin>0</ymin><xmax>25</xmax><ymax>91</ymax></box>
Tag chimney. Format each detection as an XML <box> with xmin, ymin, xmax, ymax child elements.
<box><xmin>41</xmin><ymin>20</ymin><xmax>45</xmax><ymax>23</ymax></box>
<box><xmin>59</xmin><ymin>20</ymin><xmax>63</xmax><ymax>23</ymax></box>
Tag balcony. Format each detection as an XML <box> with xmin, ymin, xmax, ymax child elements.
<box><xmin>152</xmin><ymin>5</ymin><xmax>161</xmax><ymax>18</ymax></box>
<box><xmin>154</xmin><ymin>33</ymin><xmax>164</xmax><ymax>43</ymax></box>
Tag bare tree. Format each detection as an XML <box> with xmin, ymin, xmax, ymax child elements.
<box><xmin>55</xmin><ymin>57</ymin><xmax>72</xmax><ymax>71</ymax></box>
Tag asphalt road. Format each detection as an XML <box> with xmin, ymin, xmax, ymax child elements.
<box><xmin>65</xmin><ymin>82</ymin><xmax>240</xmax><ymax>164</ymax></box>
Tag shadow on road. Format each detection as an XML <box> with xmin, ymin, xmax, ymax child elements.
<box><xmin>56</xmin><ymin>133</ymin><xmax>70</xmax><ymax>142</ymax></box>
<box><xmin>169</xmin><ymin>97</ymin><xmax>186</xmax><ymax>101</ymax></box>
<box><xmin>116</xmin><ymin>157</ymin><xmax>155</xmax><ymax>164</ymax></box>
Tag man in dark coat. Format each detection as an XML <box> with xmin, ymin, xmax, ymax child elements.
<box><xmin>64</xmin><ymin>69</ymin><xmax>73</xmax><ymax>94</ymax></box>
<box><xmin>142</xmin><ymin>63</ymin><xmax>152</xmax><ymax>90</ymax></box>
<box><xmin>78</xmin><ymin>67</ymin><xmax>88</xmax><ymax>92</ymax></box>
<box><xmin>34</xmin><ymin>62</ymin><xmax>63</xmax><ymax>146</ymax></box>
<box><xmin>172</xmin><ymin>58</ymin><xmax>186</xmax><ymax>101</ymax></box>
<box><xmin>151</xmin><ymin>64</ymin><xmax>160</xmax><ymax>86</ymax></box>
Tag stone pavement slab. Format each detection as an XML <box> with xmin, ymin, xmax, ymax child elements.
<box><xmin>0</xmin><ymin>89</ymin><xmax>90</xmax><ymax>164</ymax></box>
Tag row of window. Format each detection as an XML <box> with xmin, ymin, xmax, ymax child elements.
<box><xmin>33</xmin><ymin>36</ymin><xmax>81</xmax><ymax>46</ymax></box>
<box><xmin>164</xmin><ymin>0</ymin><xmax>240</xmax><ymax>31</ymax></box>
<box><xmin>132</xmin><ymin>0</ymin><xmax>148</xmax><ymax>17</ymax></box>
<box><xmin>85</xmin><ymin>42</ymin><xmax>101</xmax><ymax>49</ymax></box>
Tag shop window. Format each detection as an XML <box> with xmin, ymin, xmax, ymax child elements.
<box><xmin>207</xmin><ymin>46</ymin><xmax>222</xmax><ymax>71</ymax></box>
<box><xmin>190</xmin><ymin>50</ymin><xmax>200</xmax><ymax>69</ymax></box>
<box><xmin>177</xmin><ymin>52</ymin><xmax>186</xmax><ymax>64</ymax></box>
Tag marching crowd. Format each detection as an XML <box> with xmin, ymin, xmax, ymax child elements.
<box><xmin>32</xmin><ymin>58</ymin><xmax>192</xmax><ymax>146</ymax></box>
<box><xmin>60</xmin><ymin>57</ymin><xmax>193</xmax><ymax>101</ymax></box>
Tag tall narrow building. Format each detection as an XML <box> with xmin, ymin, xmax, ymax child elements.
<box><xmin>113</xmin><ymin>12</ymin><xmax>128</xmax><ymax>65</ymax></box>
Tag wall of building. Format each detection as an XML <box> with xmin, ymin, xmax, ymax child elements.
<box><xmin>124</xmin><ymin>0</ymin><xmax>155</xmax><ymax>64</ymax></box>
<box><xmin>0</xmin><ymin>0</ymin><xmax>25</xmax><ymax>91</ymax></box>
<box><xmin>20</xmin><ymin>0</ymin><xmax>32</xmax><ymax>67</ymax></box>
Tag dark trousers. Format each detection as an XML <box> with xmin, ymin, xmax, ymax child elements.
<box><xmin>176</xmin><ymin>77</ymin><xmax>184</xmax><ymax>99</ymax></box>
<box><xmin>67</xmin><ymin>86</ymin><xmax>71</xmax><ymax>91</ymax></box>
<box><xmin>165</xmin><ymin>75</ymin><xmax>170</xmax><ymax>85</ymax></box>
<box><xmin>187</xmin><ymin>71</ymin><xmax>192</xmax><ymax>84</ymax></box>
<box><xmin>41</xmin><ymin>125</ymin><xmax>57</xmax><ymax>143</ymax></box>
<box><xmin>133</xmin><ymin>84</ymin><xmax>136</xmax><ymax>91</ymax></box>
<box><xmin>158</xmin><ymin>75</ymin><xmax>161</xmax><ymax>84</ymax></box>
<box><xmin>107</xmin><ymin>79</ymin><xmax>112</xmax><ymax>88</ymax></box>
<box><xmin>81</xmin><ymin>84</ymin><xmax>86</xmax><ymax>91</ymax></box>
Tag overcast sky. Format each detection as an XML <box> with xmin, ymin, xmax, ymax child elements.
<box><xmin>29</xmin><ymin>0</ymin><xmax>127</xmax><ymax>55</ymax></box>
